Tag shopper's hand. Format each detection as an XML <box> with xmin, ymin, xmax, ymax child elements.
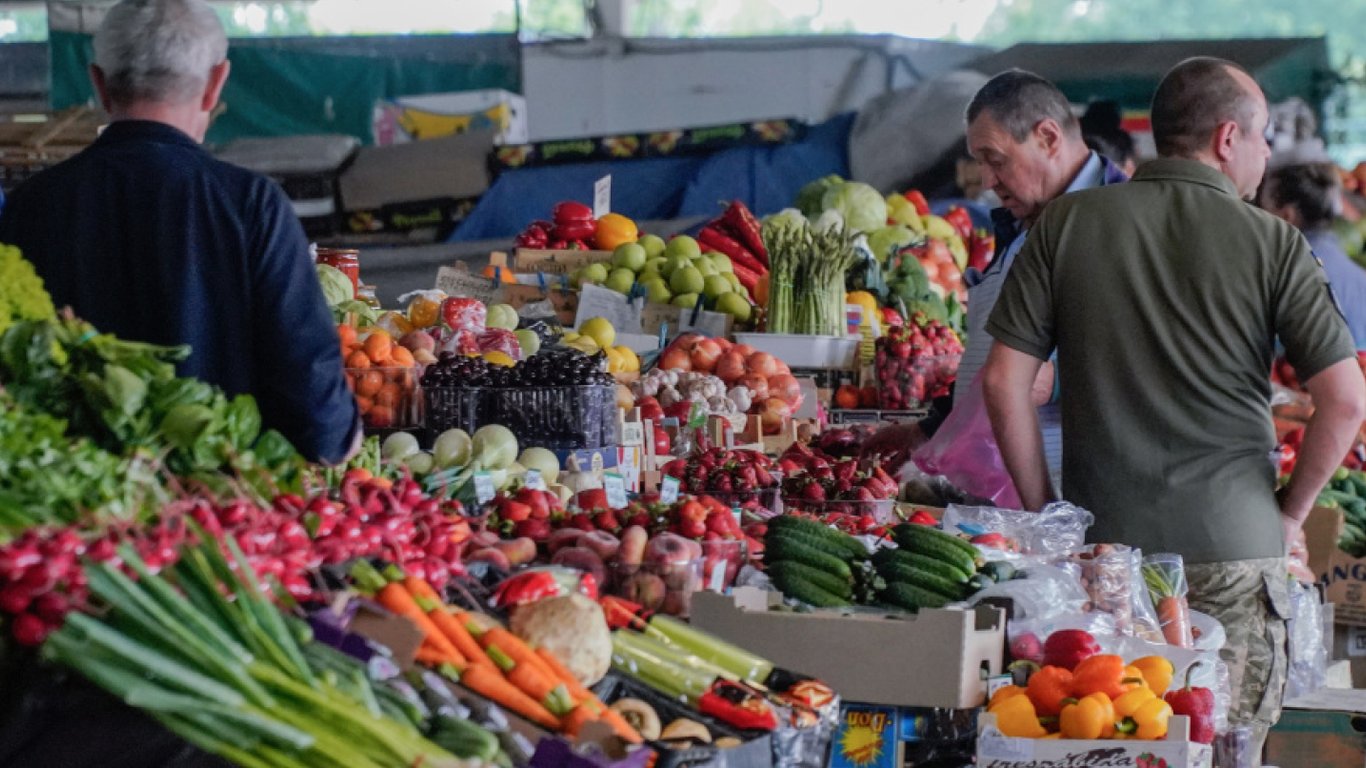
<box><xmin>1030</xmin><ymin>362</ymin><xmax>1056</xmax><ymax>407</ymax></box>
<box><xmin>859</xmin><ymin>422</ymin><xmax>926</xmax><ymax>462</ymax></box>
<box><xmin>1280</xmin><ymin>511</ymin><xmax>1305</xmax><ymax>557</ymax></box>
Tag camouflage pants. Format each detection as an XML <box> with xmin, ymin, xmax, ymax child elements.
<box><xmin>1186</xmin><ymin>557</ymin><xmax>1290</xmax><ymax>761</ymax></box>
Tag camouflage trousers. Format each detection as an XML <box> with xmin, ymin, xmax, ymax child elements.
<box><xmin>1186</xmin><ymin>557</ymin><xmax>1290</xmax><ymax>761</ymax></box>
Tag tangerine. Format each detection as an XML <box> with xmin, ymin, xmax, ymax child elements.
<box><xmin>363</xmin><ymin>331</ymin><xmax>393</xmax><ymax>364</ymax></box>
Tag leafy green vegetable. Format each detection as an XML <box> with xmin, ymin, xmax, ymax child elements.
<box><xmin>0</xmin><ymin>244</ymin><xmax>55</xmax><ymax>337</ymax></box>
<box><xmin>820</xmin><ymin>180</ymin><xmax>888</xmax><ymax>234</ymax></box>
<box><xmin>795</xmin><ymin>174</ymin><xmax>845</xmax><ymax>217</ymax></box>
<box><xmin>316</xmin><ymin>264</ymin><xmax>354</xmax><ymax>307</ymax></box>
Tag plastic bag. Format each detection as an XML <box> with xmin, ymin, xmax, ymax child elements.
<box><xmin>911</xmin><ymin>377</ymin><xmax>1021</xmax><ymax>508</ymax></box>
<box><xmin>398</xmin><ymin>289</ymin><xmax>448</xmax><ymax>328</ymax></box>
<box><xmin>439</xmin><ymin>297</ymin><xmax>487</xmax><ymax>334</ymax></box>
<box><xmin>942</xmin><ymin>501</ymin><xmax>1094</xmax><ymax>557</ymax></box>
<box><xmin>1072</xmin><ymin>543</ymin><xmax>1162</xmax><ymax>641</ymax></box>
<box><xmin>476</xmin><ymin>328</ymin><xmax>523</xmax><ymax>361</ymax></box>
<box><xmin>1141</xmin><ymin>553</ymin><xmax>1194</xmax><ymax>648</ymax></box>
<box><xmin>1284</xmin><ymin>580</ymin><xmax>1327</xmax><ymax>700</ymax></box>
<box><xmin>971</xmin><ymin>564</ymin><xmax>1090</xmax><ymax>623</ymax></box>
<box><xmin>1287</xmin><ymin>526</ymin><xmax>1315</xmax><ymax>585</ymax></box>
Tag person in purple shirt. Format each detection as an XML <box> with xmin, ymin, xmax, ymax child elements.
<box><xmin>0</xmin><ymin>0</ymin><xmax>359</xmax><ymax>463</ymax></box>
<box><xmin>1260</xmin><ymin>161</ymin><xmax>1366</xmax><ymax>349</ymax></box>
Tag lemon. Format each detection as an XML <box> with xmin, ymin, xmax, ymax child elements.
<box><xmin>614</xmin><ymin>345</ymin><xmax>640</xmax><ymax>372</ymax></box>
<box><xmin>579</xmin><ymin>317</ymin><xmax>616</xmax><ymax>349</ymax></box>
<box><xmin>483</xmin><ymin>350</ymin><xmax>516</xmax><ymax>367</ymax></box>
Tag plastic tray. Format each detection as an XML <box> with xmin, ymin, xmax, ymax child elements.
<box><xmin>482</xmin><ymin>384</ymin><xmax>618</xmax><ymax>449</ymax></box>
<box><xmin>732</xmin><ymin>333</ymin><xmax>860</xmax><ymax>370</ymax></box>
<box><xmin>781</xmin><ymin>498</ymin><xmax>896</xmax><ymax>523</ymax></box>
<box><xmin>424</xmin><ymin>386</ymin><xmax>482</xmax><ymax>434</ymax></box>
<box><xmin>345</xmin><ymin>366</ymin><xmax>422</xmax><ymax>431</ymax></box>
<box><xmin>592</xmin><ymin>673</ymin><xmax>772</xmax><ymax>768</ymax></box>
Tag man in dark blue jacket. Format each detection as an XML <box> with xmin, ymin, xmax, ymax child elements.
<box><xmin>0</xmin><ymin>0</ymin><xmax>358</xmax><ymax>463</ymax></box>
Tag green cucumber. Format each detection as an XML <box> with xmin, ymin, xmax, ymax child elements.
<box><xmin>769</xmin><ymin>561</ymin><xmax>853</xmax><ymax>604</ymax></box>
<box><xmin>764</xmin><ymin>536</ymin><xmax>854</xmax><ymax>579</ymax></box>
<box><xmin>980</xmin><ymin>560</ymin><xmax>1017</xmax><ymax>583</ymax></box>
<box><xmin>878</xmin><ymin>581</ymin><xmax>953</xmax><ymax>611</ymax></box>
<box><xmin>876</xmin><ymin>561</ymin><xmax>965</xmax><ymax>601</ymax></box>
<box><xmin>768</xmin><ymin>516</ymin><xmax>868</xmax><ymax>561</ymax></box>
<box><xmin>428</xmin><ymin>713</ymin><xmax>501</xmax><ymax>762</ymax></box>
<box><xmin>891</xmin><ymin>525</ymin><xmax>979</xmax><ymax>576</ymax></box>
<box><xmin>872</xmin><ymin>548</ymin><xmax>972</xmax><ymax>583</ymax></box>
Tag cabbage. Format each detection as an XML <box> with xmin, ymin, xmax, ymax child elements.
<box><xmin>472</xmin><ymin>424</ymin><xmax>518</xmax><ymax>470</ymax></box>
<box><xmin>866</xmin><ymin>225</ymin><xmax>918</xmax><ymax>263</ymax></box>
<box><xmin>811</xmin><ymin>208</ymin><xmax>844</xmax><ymax>235</ymax></box>
<box><xmin>316</xmin><ymin>264</ymin><xmax>353</xmax><ymax>307</ymax></box>
<box><xmin>796</xmin><ymin>174</ymin><xmax>844</xmax><ymax>217</ymax></box>
<box><xmin>820</xmin><ymin>181</ymin><xmax>888</xmax><ymax>234</ymax></box>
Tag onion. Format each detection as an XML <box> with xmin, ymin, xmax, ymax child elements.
<box><xmin>381</xmin><ymin>431</ymin><xmax>420</xmax><ymax>461</ymax></box>
<box><xmin>759</xmin><ymin>397</ymin><xmax>792</xmax><ymax>435</ymax></box>
<box><xmin>660</xmin><ymin>347</ymin><xmax>692</xmax><ymax>371</ymax></box>
<box><xmin>518</xmin><ymin>447</ymin><xmax>561</xmax><ymax>484</ymax></box>
<box><xmin>472</xmin><ymin>424</ymin><xmax>519</xmax><ymax>470</ymax></box>
<box><xmin>432</xmin><ymin>429</ymin><xmax>472</xmax><ymax>468</ymax></box>
<box><xmin>768</xmin><ymin>373</ymin><xmax>801</xmax><ymax>406</ymax></box>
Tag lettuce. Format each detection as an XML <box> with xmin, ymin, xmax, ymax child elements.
<box><xmin>820</xmin><ymin>181</ymin><xmax>888</xmax><ymax>234</ymax></box>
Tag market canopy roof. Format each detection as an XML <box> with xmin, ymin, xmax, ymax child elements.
<box><xmin>966</xmin><ymin>37</ymin><xmax>1335</xmax><ymax>110</ymax></box>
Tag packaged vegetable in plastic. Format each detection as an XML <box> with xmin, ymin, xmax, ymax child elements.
<box><xmin>440</xmin><ymin>296</ymin><xmax>487</xmax><ymax>334</ymax></box>
<box><xmin>943</xmin><ymin>501</ymin><xmax>1094</xmax><ymax>557</ymax></box>
<box><xmin>490</xmin><ymin>566</ymin><xmax>598</xmax><ymax>610</ymax></box>
<box><xmin>1141</xmin><ymin>553</ymin><xmax>1193</xmax><ymax>648</ymax></box>
<box><xmin>1071</xmin><ymin>543</ymin><xmax>1161</xmax><ymax>641</ymax></box>
<box><xmin>1284</xmin><ymin>579</ymin><xmax>1327</xmax><ymax>700</ymax></box>
<box><xmin>399</xmin><ymin>289</ymin><xmax>448</xmax><ymax>328</ymax></box>
<box><xmin>476</xmin><ymin>328</ymin><xmax>523</xmax><ymax>362</ymax></box>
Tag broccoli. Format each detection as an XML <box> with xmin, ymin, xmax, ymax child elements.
<box><xmin>0</xmin><ymin>244</ymin><xmax>55</xmax><ymax>336</ymax></box>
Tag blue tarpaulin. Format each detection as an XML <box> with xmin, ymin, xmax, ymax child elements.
<box><xmin>449</xmin><ymin>113</ymin><xmax>856</xmax><ymax>242</ymax></box>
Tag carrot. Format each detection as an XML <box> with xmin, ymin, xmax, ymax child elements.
<box><xmin>536</xmin><ymin>648</ymin><xmax>642</xmax><ymax>744</ymax></box>
<box><xmin>458</xmin><ymin>662</ymin><xmax>562</xmax><ymax>730</ymax></box>
<box><xmin>1157</xmin><ymin>595</ymin><xmax>1193</xmax><ymax>648</ymax></box>
<box><xmin>415</xmin><ymin>645</ymin><xmax>453</xmax><ymax>667</ymax></box>
<box><xmin>479</xmin><ymin>627</ymin><xmax>556</xmax><ymax>679</ymax></box>
<box><xmin>428</xmin><ymin>607</ymin><xmax>493</xmax><ymax>668</ymax></box>
<box><xmin>560</xmin><ymin>704</ymin><xmax>602</xmax><ymax>738</ymax></box>
<box><xmin>352</xmin><ymin>562</ymin><xmax>466</xmax><ymax>665</ymax></box>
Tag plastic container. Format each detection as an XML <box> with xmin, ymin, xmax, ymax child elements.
<box><xmin>483</xmin><ymin>384</ymin><xmax>617</xmax><ymax>449</ymax></box>
<box><xmin>345</xmin><ymin>366</ymin><xmax>421</xmax><ymax>431</ymax></box>
<box><xmin>699</xmin><ymin>539</ymin><xmax>748</xmax><ymax>593</ymax></box>
<box><xmin>316</xmin><ymin>247</ymin><xmax>360</xmax><ymax>292</ymax></box>
<box><xmin>701</xmin><ymin>488</ymin><xmax>782</xmax><ymax>516</ymax></box>
<box><xmin>611</xmin><ymin>558</ymin><xmax>702</xmax><ymax>618</ymax></box>
<box><xmin>877</xmin><ymin>353</ymin><xmax>961</xmax><ymax>410</ymax></box>
<box><xmin>424</xmin><ymin>386</ymin><xmax>481</xmax><ymax>434</ymax></box>
<box><xmin>733</xmin><ymin>332</ymin><xmax>860</xmax><ymax>369</ymax></box>
<box><xmin>781</xmin><ymin>498</ymin><xmax>896</xmax><ymax>523</ymax></box>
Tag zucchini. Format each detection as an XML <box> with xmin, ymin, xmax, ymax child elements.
<box><xmin>764</xmin><ymin>536</ymin><xmax>854</xmax><ymax>579</ymax></box>
<box><xmin>872</xmin><ymin>548</ymin><xmax>972</xmax><ymax>583</ymax></box>
<box><xmin>768</xmin><ymin>516</ymin><xmax>868</xmax><ymax>561</ymax></box>
<box><xmin>769</xmin><ymin>561</ymin><xmax>853</xmax><ymax>606</ymax></box>
<box><xmin>891</xmin><ymin>525</ymin><xmax>979</xmax><ymax>576</ymax></box>
<box><xmin>878</xmin><ymin>581</ymin><xmax>953</xmax><ymax>611</ymax></box>
<box><xmin>876</xmin><ymin>561</ymin><xmax>965</xmax><ymax>601</ymax></box>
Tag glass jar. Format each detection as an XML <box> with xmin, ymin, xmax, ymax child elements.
<box><xmin>316</xmin><ymin>247</ymin><xmax>360</xmax><ymax>293</ymax></box>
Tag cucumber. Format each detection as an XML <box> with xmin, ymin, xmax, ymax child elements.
<box><xmin>876</xmin><ymin>561</ymin><xmax>965</xmax><ymax>601</ymax></box>
<box><xmin>769</xmin><ymin>561</ymin><xmax>853</xmax><ymax>607</ymax></box>
<box><xmin>428</xmin><ymin>713</ymin><xmax>502</xmax><ymax>762</ymax></box>
<box><xmin>764</xmin><ymin>536</ymin><xmax>854</xmax><ymax>580</ymax></box>
<box><xmin>768</xmin><ymin>516</ymin><xmax>868</xmax><ymax>561</ymax></box>
<box><xmin>980</xmin><ymin>560</ymin><xmax>1016</xmax><ymax>583</ymax></box>
<box><xmin>872</xmin><ymin>547</ymin><xmax>973</xmax><ymax>583</ymax></box>
<box><xmin>878</xmin><ymin>581</ymin><xmax>954</xmax><ymax>611</ymax></box>
<box><xmin>1350</xmin><ymin>472</ymin><xmax>1366</xmax><ymax>499</ymax></box>
<box><xmin>891</xmin><ymin>525</ymin><xmax>979</xmax><ymax>576</ymax></box>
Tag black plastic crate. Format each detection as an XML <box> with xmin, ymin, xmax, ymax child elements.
<box><xmin>482</xmin><ymin>384</ymin><xmax>617</xmax><ymax>449</ymax></box>
<box><xmin>424</xmin><ymin>386</ymin><xmax>482</xmax><ymax>434</ymax></box>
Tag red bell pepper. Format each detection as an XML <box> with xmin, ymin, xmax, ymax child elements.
<box><xmin>1164</xmin><ymin>663</ymin><xmax>1215</xmax><ymax>744</ymax></box>
<box><xmin>943</xmin><ymin>206</ymin><xmax>974</xmax><ymax>243</ymax></box>
<box><xmin>1042</xmin><ymin>629</ymin><xmax>1100</xmax><ymax>671</ymax></box>
<box><xmin>903</xmin><ymin>189</ymin><xmax>930</xmax><ymax>216</ymax></box>
<box><xmin>552</xmin><ymin>200</ymin><xmax>593</xmax><ymax>224</ymax></box>
<box><xmin>698</xmin><ymin>679</ymin><xmax>778</xmax><ymax>731</ymax></box>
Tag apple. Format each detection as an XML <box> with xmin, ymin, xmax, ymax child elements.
<box><xmin>646</xmin><ymin>533</ymin><xmax>696</xmax><ymax>567</ymax></box>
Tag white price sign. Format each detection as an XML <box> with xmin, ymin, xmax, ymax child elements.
<box><xmin>524</xmin><ymin>469</ymin><xmax>545</xmax><ymax>491</ymax></box>
<box><xmin>659</xmin><ymin>476</ymin><xmax>681</xmax><ymax>504</ymax></box>
<box><xmin>593</xmin><ymin>175</ymin><xmax>612</xmax><ymax>219</ymax></box>
<box><xmin>603</xmin><ymin>472</ymin><xmax>628</xmax><ymax>509</ymax></box>
<box><xmin>472</xmin><ymin>472</ymin><xmax>496</xmax><ymax>505</ymax></box>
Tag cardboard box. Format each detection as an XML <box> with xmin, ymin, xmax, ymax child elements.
<box><xmin>690</xmin><ymin>587</ymin><xmax>1005</xmax><ymax>709</ymax></box>
<box><xmin>978</xmin><ymin>713</ymin><xmax>1211</xmax><ymax>768</ymax></box>
<box><xmin>513</xmin><ymin>247</ymin><xmax>613</xmax><ymax>275</ymax></box>
<box><xmin>340</xmin><ymin>129</ymin><xmax>494</xmax><ymax>237</ymax></box>
<box><xmin>1304</xmin><ymin>505</ymin><xmax>1366</xmax><ymax>626</ymax></box>
<box><xmin>1265</xmin><ymin>688</ymin><xmax>1366</xmax><ymax>768</ymax></box>
<box><xmin>1331</xmin><ymin>623</ymin><xmax>1366</xmax><ymax>687</ymax></box>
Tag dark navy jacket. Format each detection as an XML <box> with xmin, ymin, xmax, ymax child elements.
<box><xmin>0</xmin><ymin>120</ymin><xmax>358</xmax><ymax>463</ymax></box>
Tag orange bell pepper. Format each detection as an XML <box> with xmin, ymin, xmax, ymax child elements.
<box><xmin>1059</xmin><ymin>692</ymin><xmax>1116</xmax><ymax>740</ymax></box>
<box><xmin>1071</xmin><ymin>654</ymin><xmax>1143</xmax><ymax>700</ymax></box>
<box><xmin>593</xmin><ymin>213</ymin><xmax>638</xmax><ymax>251</ymax></box>
<box><xmin>1025</xmin><ymin>665</ymin><xmax>1074</xmax><ymax>717</ymax></box>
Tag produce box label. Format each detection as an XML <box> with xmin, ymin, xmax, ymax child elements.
<box><xmin>829</xmin><ymin>704</ymin><xmax>900</xmax><ymax>768</ymax></box>
<box><xmin>1304</xmin><ymin>506</ymin><xmax>1366</xmax><ymax>627</ymax></box>
<box><xmin>977</xmin><ymin>715</ymin><xmax>1211</xmax><ymax>768</ymax></box>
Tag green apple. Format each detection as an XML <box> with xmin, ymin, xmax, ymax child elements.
<box><xmin>642</xmin><ymin>277</ymin><xmax>672</xmax><ymax>304</ymax></box>
<box><xmin>672</xmin><ymin>292</ymin><xmax>700</xmax><ymax>309</ymax></box>
<box><xmin>663</xmin><ymin>255</ymin><xmax>690</xmax><ymax>278</ymax></box>
<box><xmin>664</xmin><ymin>235</ymin><xmax>701</xmax><ymax>261</ymax></box>
<box><xmin>716</xmin><ymin>292</ymin><xmax>752</xmax><ymax>321</ymax></box>
<box><xmin>638</xmin><ymin>233</ymin><xmax>667</xmax><ymax>258</ymax></box>
<box><xmin>708</xmin><ymin>253</ymin><xmax>733</xmax><ymax>273</ymax></box>
<box><xmin>670</xmin><ymin>266</ymin><xmax>704</xmax><ymax>295</ymax></box>
<box><xmin>694</xmin><ymin>259</ymin><xmax>718</xmax><ymax>278</ymax></box>
<box><xmin>485</xmin><ymin>303</ymin><xmax>519</xmax><ymax>330</ymax></box>
<box><xmin>574</xmin><ymin>262</ymin><xmax>609</xmax><ymax>288</ymax></box>
<box><xmin>611</xmin><ymin>242</ymin><xmax>647</xmax><ymax>272</ymax></box>
<box><xmin>639</xmin><ymin>259</ymin><xmax>664</xmax><ymax>280</ymax></box>
<box><xmin>605</xmin><ymin>267</ymin><xmax>636</xmax><ymax>294</ymax></box>
<box><xmin>514</xmin><ymin>328</ymin><xmax>541</xmax><ymax>355</ymax></box>
<box><xmin>702</xmin><ymin>274</ymin><xmax>732</xmax><ymax>300</ymax></box>
<box><xmin>723</xmin><ymin>271</ymin><xmax>742</xmax><ymax>291</ymax></box>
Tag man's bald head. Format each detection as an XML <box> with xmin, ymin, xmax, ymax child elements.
<box><xmin>1151</xmin><ymin>57</ymin><xmax>1260</xmax><ymax>158</ymax></box>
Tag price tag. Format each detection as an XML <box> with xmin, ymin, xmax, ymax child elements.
<box><xmin>732</xmin><ymin>507</ymin><xmax>743</xmax><ymax>528</ymax></box>
<box><xmin>620</xmin><ymin>421</ymin><xmax>645</xmax><ymax>447</ymax></box>
<box><xmin>660</xmin><ymin>476</ymin><xmax>681</xmax><ymax>504</ymax></box>
<box><xmin>472</xmin><ymin>472</ymin><xmax>496</xmax><ymax>505</ymax></box>
<box><xmin>603</xmin><ymin>472</ymin><xmax>628</xmax><ymax>509</ymax></box>
<box><xmin>985</xmin><ymin>673</ymin><xmax>1015</xmax><ymax>698</ymax></box>
<box><xmin>593</xmin><ymin>175</ymin><xmax>612</xmax><ymax>219</ymax></box>
<box><xmin>708</xmin><ymin>560</ymin><xmax>727</xmax><ymax>592</ymax></box>
<box><xmin>524</xmin><ymin>469</ymin><xmax>545</xmax><ymax>491</ymax></box>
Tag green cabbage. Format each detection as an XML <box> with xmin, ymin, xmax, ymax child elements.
<box><xmin>866</xmin><ymin>225</ymin><xmax>918</xmax><ymax>263</ymax></box>
<box><xmin>796</xmin><ymin>174</ymin><xmax>845</xmax><ymax>217</ymax></box>
<box><xmin>316</xmin><ymin>264</ymin><xmax>354</xmax><ymax>307</ymax></box>
<box><xmin>820</xmin><ymin>181</ymin><xmax>888</xmax><ymax>234</ymax></box>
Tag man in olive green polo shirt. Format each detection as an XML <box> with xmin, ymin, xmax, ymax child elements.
<box><xmin>982</xmin><ymin>57</ymin><xmax>1366</xmax><ymax>753</ymax></box>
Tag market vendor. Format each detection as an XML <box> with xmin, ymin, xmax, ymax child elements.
<box><xmin>863</xmin><ymin>70</ymin><xmax>1127</xmax><ymax>485</ymax></box>
<box><xmin>1260</xmin><ymin>161</ymin><xmax>1366</xmax><ymax>348</ymax></box>
<box><xmin>982</xmin><ymin>57</ymin><xmax>1366</xmax><ymax>754</ymax></box>
<box><xmin>0</xmin><ymin>0</ymin><xmax>359</xmax><ymax>464</ymax></box>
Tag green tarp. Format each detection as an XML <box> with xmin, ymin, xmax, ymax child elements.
<box><xmin>49</xmin><ymin>30</ymin><xmax>521</xmax><ymax>144</ymax></box>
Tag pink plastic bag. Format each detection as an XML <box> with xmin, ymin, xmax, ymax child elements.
<box><xmin>911</xmin><ymin>376</ymin><xmax>1022</xmax><ymax>508</ymax></box>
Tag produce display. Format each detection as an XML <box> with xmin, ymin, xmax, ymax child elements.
<box><xmin>874</xmin><ymin>313</ymin><xmax>964</xmax><ymax>410</ymax></box>
<box><xmin>651</xmin><ymin>334</ymin><xmax>805</xmax><ymax>434</ymax></box>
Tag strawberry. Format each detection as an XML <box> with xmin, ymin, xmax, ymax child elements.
<box><xmin>705</xmin><ymin>511</ymin><xmax>734</xmax><ymax>536</ymax></box>
<box><xmin>593</xmin><ymin>510</ymin><xmax>621</xmax><ymax>532</ymax></box>
<box><xmin>801</xmin><ymin>481</ymin><xmax>826</xmax><ymax>502</ymax></box>
<box><xmin>713</xmin><ymin>474</ymin><xmax>734</xmax><ymax>493</ymax></box>
<box><xmin>753</xmin><ymin>467</ymin><xmax>774</xmax><ymax>488</ymax></box>
<box><xmin>626</xmin><ymin>512</ymin><xmax>654</xmax><ymax>529</ymax></box>
<box><xmin>514</xmin><ymin>518</ymin><xmax>551</xmax><ymax>541</ymax></box>
<box><xmin>576</xmin><ymin>488</ymin><xmax>608</xmax><ymax>512</ymax></box>
<box><xmin>498</xmin><ymin>499</ymin><xmax>532</xmax><ymax>522</ymax></box>
<box><xmin>567</xmin><ymin>513</ymin><xmax>595</xmax><ymax>532</ymax></box>
<box><xmin>514</xmin><ymin>487</ymin><xmax>550</xmax><ymax>519</ymax></box>
<box><xmin>677</xmin><ymin>499</ymin><xmax>708</xmax><ymax>524</ymax></box>
<box><xmin>678</xmin><ymin>518</ymin><xmax>706</xmax><ymax>539</ymax></box>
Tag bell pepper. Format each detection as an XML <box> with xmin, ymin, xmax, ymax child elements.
<box><xmin>1024</xmin><ymin>664</ymin><xmax>1074</xmax><ymax>717</ymax></box>
<box><xmin>699</xmin><ymin>679</ymin><xmax>778</xmax><ymax>731</ymax></box>
<box><xmin>943</xmin><ymin>205</ymin><xmax>974</xmax><ymax>242</ymax></box>
<box><xmin>988</xmin><ymin>684</ymin><xmax>1027</xmax><ymax>708</ymax></box>
<box><xmin>593</xmin><ymin>212</ymin><xmax>638</xmax><ymax>251</ymax></box>
<box><xmin>1042</xmin><ymin>629</ymin><xmax>1100</xmax><ymax>671</ymax></box>
<box><xmin>989</xmin><ymin>692</ymin><xmax>1048</xmax><ymax>738</ymax></box>
<box><xmin>1163</xmin><ymin>663</ymin><xmax>1215</xmax><ymax>744</ymax></box>
<box><xmin>1059</xmin><ymin>692</ymin><xmax>1116</xmax><ymax>740</ymax></box>
<box><xmin>1130</xmin><ymin>656</ymin><xmax>1174</xmax><ymax>696</ymax></box>
<box><xmin>967</xmin><ymin>228</ymin><xmax>995</xmax><ymax>272</ymax></box>
<box><xmin>552</xmin><ymin>200</ymin><xmax>593</xmax><ymax>224</ymax></box>
<box><xmin>1113</xmin><ymin>687</ymin><xmax>1172</xmax><ymax>740</ymax></box>
<box><xmin>551</xmin><ymin>219</ymin><xmax>596</xmax><ymax>242</ymax></box>
<box><xmin>903</xmin><ymin>189</ymin><xmax>930</xmax><ymax>217</ymax></box>
<box><xmin>1071</xmin><ymin>654</ymin><xmax>1143</xmax><ymax>700</ymax></box>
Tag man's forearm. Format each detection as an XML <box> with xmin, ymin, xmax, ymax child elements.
<box><xmin>1284</xmin><ymin>359</ymin><xmax>1366</xmax><ymax>522</ymax></box>
<box><xmin>982</xmin><ymin>343</ymin><xmax>1055</xmax><ymax>510</ymax></box>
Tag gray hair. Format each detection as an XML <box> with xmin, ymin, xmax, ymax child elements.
<box><xmin>93</xmin><ymin>0</ymin><xmax>227</xmax><ymax>106</ymax></box>
<box><xmin>966</xmin><ymin>69</ymin><xmax>1081</xmax><ymax>142</ymax></box>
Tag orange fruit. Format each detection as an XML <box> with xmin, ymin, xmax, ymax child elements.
<box><xmin>337</xmin><ymin>324</ymin><xmax>358</xmax><ymax>348</ymax></box>
<box><xmin>355</xmin><ymin>396</ymin><xmax>373</xmax><ymax>415</ymax></box>
<box><xmin>375</xmin><ymin>383</ymin><xmax>403</xmax><ymax>408</ymax></box>
<box><xmin>346</xmin><ymin>350</ymin><xmax>372</xmax><ymax>369</ymax></box>
<box><xmin>367</xmin><ymin>405</ymin><xmax>395</xmax><ymax>429</ymax></box>
<box><xmin>363</xmin><ymin>331</ymin><xmax>393</xmax><ymax>364</ymax></box>
<box><xmin>390</xmin><ymin>346</ymin><xmax>415</xmax><ymax>368</ymax></box>
<box><xmin>355</xmin><ymin>370</ymin><xmax>383</xmax><ymax>398</ymax></box>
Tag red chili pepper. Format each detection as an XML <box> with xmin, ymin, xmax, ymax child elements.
<box><xmin>903</xmin><ymin>190</ymin><xmax>930</xmax><ymax>216</ymax></box>
<box><xmin>943</xmin><ymin>206</ymin><xmax>974</xmax><ymax>242</ymax></box>
<box><xmin>698</xmin><ymin>679</ymin><xmax>779</xmax><ymax>731</ymax></box>
<box><xmin>697</xmin><ymin>225</ymin><xmax>767</xmax><ymax>276</ymax></box>
<box><xmin>718</xmin><ymin>200</ymin><xmax>769</xmax><ymax>268</ymax></box>
<box><xmin>730</xmin><ymin>261</ymin><xmax>761</xmax><ymax>296</ymax></box>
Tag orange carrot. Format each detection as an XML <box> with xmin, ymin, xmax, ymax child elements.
<box><xmin>1157</xmin><ymin>595</ymin><xmax>1193</xmax><ymax>648</ymax></box>
<box><xmin>415</xmin><ymin>645</ymin><xmax>453</xmax><ymax>667</ymax></box>
<box><xmin>560</xmin><ymin>704</ymin><xmax>601</xmax><ymax>738</ymax></box>
<box><xmin>402</xmin><ymin>575</ymin><xmax>442</xmax><ymax>604</ymax></box>
<box><xmin>458</xmin><ymin>663</ymin><xmax>561</xmax><ymax>730</ymax></box>
<box><xmin>353</xmin><ymin>562</ymin><xmax>468</xmax><ymax>666</ymax></box>
<box><xmin>536</xmin><ymin>648</ymin><xmax>641</xmax><ymax>744</ymax></box>
<box><xmin>428</xmin><ymin>607</ymin><xmax>493</xmax><ymax>668</ymax></box>
<box><xmin>479</xmin><ymin>627</ymin><xmax>556</xmax><ymax>678</ymax></box>
<box><xmin>536</xmin><ymin>647</ymin><xmax>594</xmax><ymax>701</ymax></box>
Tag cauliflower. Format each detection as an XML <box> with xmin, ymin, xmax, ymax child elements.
<box><xmin>509</xmin><ymin>593</ymin><xmax>612</xmax><ymax>685</ymax></box>
<box><xmin>0</xmin><ymin>245</ymin><xmax>55</xmax><ymax>336</ymax></box>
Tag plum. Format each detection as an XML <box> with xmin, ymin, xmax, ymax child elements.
<box><xmin>645</xmin><ymin>533</ymin><xmax>696</xmax><ymax>567</ymax></box>
<box><xmin>618</xmin><ymin>571</ymin><xmax>666</xmax><ymax>611</ymax></box>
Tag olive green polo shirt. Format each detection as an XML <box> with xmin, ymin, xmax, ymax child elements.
<box><xmin>988</xmin><ymin>158</ymin><xmax>1354</xmax><ymax>564</ymax></box>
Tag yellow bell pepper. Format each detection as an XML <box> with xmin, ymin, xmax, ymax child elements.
<box><xmin>1113</xmin><ymin>687</ymin><xmax>1172</xmax><ymax>740</ymax></box>
<box><xmin>1059</xmin><ymin>692</ymin><xmax>1116</xmax><ymax>740</ymax></box>
<box><xmin>1129</xmin><ymin>656</ymin><xmax>1174</xmax><ymax>696</ymax></box>
<box><xmin>988</xmin><ymin>684</ymin><xmax>1026</xmax><ymax>708</ymax></box>
<box><xmin>989</xmin><ymin>692</ymin><xmax>1048</xmax><ymax>738</ymax></box>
